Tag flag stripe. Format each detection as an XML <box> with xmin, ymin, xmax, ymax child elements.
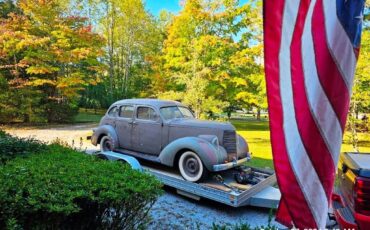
<box><xmin>264</xmin><ymin>0</ymin><xmax>364</xmax><ymax>228</ymax></box>
<box><xmin>322</xmin><ymin>0</ymin><xmax>357</xmax><ymax>92</ymax></box>
<box><xmin>279</xmin><ymin>0</ymin><xmax>327</xmax><ymax>227</ymax></box>
<box><xmin>264</xmin><ymin>0</ymin><xmax>316</xmax><ymax>227</ymax></box>
<box><xmin>290</xmin><ymin>0</ymin><xmax>336</xmax><ymax>200</ymax></box>
<box><xmin>312</xmin><ymin>0</ymin><xmax>350</xmax><ymax>129</ymax></box>
<box><xmin>302</xmin><ymin>0</ymin><xmax>343</xmax><ymax>165</ymax></box>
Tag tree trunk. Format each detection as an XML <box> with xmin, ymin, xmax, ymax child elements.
<box><xmin>106</xmin><ymin>2</ymin><xmax>115</xmax><ymax>102</ymax></box>
<box><xmin>256</xmin><ymin>107</ymin><xmax>261</xmax><ymax>120</ymax></box>
<box><xmin>349</xmin><ymin>101</ymin><xmax>359</xmax><ymax>152</ymax></box>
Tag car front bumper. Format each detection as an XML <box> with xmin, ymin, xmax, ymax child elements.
<box><xmin>212</xmin><ymin>156</ymin><xmax>250</xmax><ymax>172</ymax></box>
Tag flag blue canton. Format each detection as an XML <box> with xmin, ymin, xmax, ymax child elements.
<box><xmin>336</xmin><ymin>0</ymin><xmax>365</xmax><ymax>48</ymax></box>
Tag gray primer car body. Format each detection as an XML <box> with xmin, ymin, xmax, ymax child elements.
<box><xmin>91</xmin><ymin>99</ymin><xmax>250</xmax><ymax>172</ymax></box>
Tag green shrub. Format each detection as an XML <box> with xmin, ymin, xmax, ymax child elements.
<box><xmin>0</xmin><ymin>132</ymin><xmax>47</xmax><ymax>165</ymax></box>
<box><xmin>0</xmin><ymin>130</ymin><xmax>7</xmax><ymax>138</ymax></box>
<box><xmin>0</xmin><ymin>144</ymin><xmax>162</xmax><ymax>229</ymax></box>
<box><xmin>45</xmin><ymin>101</ymin><xmax>79</xmax><ymax>123</ymax></box>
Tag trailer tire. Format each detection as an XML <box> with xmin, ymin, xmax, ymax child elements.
<box><xmin>178</xmin><ymin>151</ymin><xmax>207</xmax><ymax>182</ymax></box>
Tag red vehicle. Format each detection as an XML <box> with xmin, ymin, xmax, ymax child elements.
<box><xmin>332</xmin><ymin>152</ymin><xmax>370</xmax><ymax>230</ymax></box>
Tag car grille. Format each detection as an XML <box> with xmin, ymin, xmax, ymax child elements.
<box><xmin>223</xmin><ymin>130</ymin><xmax>237</xmax><ymax>154</ymax></box>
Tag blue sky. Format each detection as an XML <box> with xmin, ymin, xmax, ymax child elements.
<box><xmin>145</xmin><ymin>0</ymin><xmax>249</xmax><ymax>16</ymax></box>
<box><xmin>145</xmin><ymin>0</ymin><xmax>182</xmax><ymax>16</ymax></box>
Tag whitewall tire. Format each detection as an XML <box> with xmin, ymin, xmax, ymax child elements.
<box><xmin>178</xmin><ymin>151</ymin><xmax>207</xmax><ymax>182</ymax></box>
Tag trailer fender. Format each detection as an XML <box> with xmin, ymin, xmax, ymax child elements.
<box><xmin>158</xmin><ymin>136</ymin><xmax>227</xmax><ymax>171</ymax></box>
<box><xmin>91</xmin><ymin>125</ymin><xmax>119</xmax><ymax>149</ymax></box>
<box><xmin>96</xmin><ymin>151</ymin><xmax>143</xmax><ymax>171</ymax></box>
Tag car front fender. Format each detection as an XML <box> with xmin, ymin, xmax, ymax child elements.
<box><xmin>158</xmin><ymin>136</ymin><xmax>227</xmax><ymax>171</ymax></box>
<box><xmin>91</xmin><ymin>125</ymin><xmax>119</xmax><ymax>149</ymax></box>
<box><xmin>237</xmin><ymin>134</ymin><xmax>250</xmax><ymax>159</ymax></box>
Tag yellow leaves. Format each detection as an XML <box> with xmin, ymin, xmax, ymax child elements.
<box><xmin>56</xmin><ymin>74</ymin><xmax>85</xmax><ymax>89</ymax></box>
<box><xmin>26</xmin><ymin>66</ymin><xmax>59</xmax><ymax>75</ymax></box>
<box><xmin>27</xmin><ymin>78</ymin><xmax>56</xmax><ymax>86</ymax></box>
<box><xmin>232</xmin><ymin>77</ymin><xmax>247</xmax><ymax>86</ymax></box>
<box><xmin>71</xmin><ymin>48</ymin><xmax>92</xmax><ymax>60</ymax></box>
<box><xmin>16</xmin><ymin>36</ymin><xmax>50</xmax><ymax>50</ymax></box>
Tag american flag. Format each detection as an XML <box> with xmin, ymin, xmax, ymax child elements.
<box><xmin>263</xmin><ymin>0</ymin><xmax>365</xmax><ymax>228</ymax></box>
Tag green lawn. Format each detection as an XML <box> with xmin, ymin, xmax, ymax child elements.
<box><xmin>232</xmin><ymin>119</ymin><xmax>370</xmax><ymax>169</ymax></box>
<box><xmin>73</xmin><ymin>108</ymin><xmax>105</xmax><ymax>123</ymax></box>
<box><xmin>232</xmin><ymin>119</ymin><xmax>275</xmax><ymax>169</ymax></box>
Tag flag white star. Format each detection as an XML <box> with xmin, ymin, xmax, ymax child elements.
<box><xmin>355</xmin><ymin>11</ymin><xmax>363</xmax><ymax>23</ymax></box>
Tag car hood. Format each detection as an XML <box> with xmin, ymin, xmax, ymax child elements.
<box><xmin>167</xmin><ymin>118</ymin><xmax>235</xmax><ymax>131</ymax></box>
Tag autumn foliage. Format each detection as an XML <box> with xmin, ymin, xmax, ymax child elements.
<box><xmin>0</xmin><ymin>0</ymin><xmax>368</xmax><ymax>123</ymax></box>
<box><xmin>0</xmin><ymin>0</ymin><xmax>104</xmax><ymax>123</ymax></box>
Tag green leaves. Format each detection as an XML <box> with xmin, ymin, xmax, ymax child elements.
<box><xmin>0</xmin><ymin>134</ymin><xmax>162</xmax><ymax>229</ymax></box>
<box><xmin>0</xmin><ymin>0</ymin><xmax>105</xmax><ymax>123</ymax></box>
<box><xmin>156</xmin><ymin>0</ymin><xmax>265</xmax><ymax>118</ymax></box>
<box><xmin>0</xmin><ymin>132</ymin><xmax>47</xmax><ymax>166</ymax></box>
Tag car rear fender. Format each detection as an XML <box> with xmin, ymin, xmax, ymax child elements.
<box><xmin>158</xmin><ymin>136</ymin><xmax>227</xmax><ymax>171</ymax></box>
<box><xmin>91</xmin><ymin>125</ymin><xmax>119</xmax><ymax>149</ymax></box>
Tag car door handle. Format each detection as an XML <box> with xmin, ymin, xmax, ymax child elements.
<box><xmin>128</xmin><ymin>121</ymin><xmax>137</xmax><ymax>125</ymax></box>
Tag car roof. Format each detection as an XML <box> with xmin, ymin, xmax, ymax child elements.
<box><xmin>112</xmin><ymin>98</ymin><xmax>183</xmax><ymax>108</ymax></box>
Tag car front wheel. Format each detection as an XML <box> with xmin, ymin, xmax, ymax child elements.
<box><xmin>100</xmin><ymin>136</ymin><xmax>114</xmax><ymax>153</ymax></box>
<box><xmin>178</xmin><ymin>151</ymin><xmax>207</xmax><ymax>182</ymax></box>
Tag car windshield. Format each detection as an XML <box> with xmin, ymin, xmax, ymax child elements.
<box><xmin>160</xmin><ymin>106</ymin><xmax>194</xmax><ymax>120</ymax></box>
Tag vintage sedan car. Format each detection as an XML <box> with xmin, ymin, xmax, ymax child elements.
<box><xmin>91</xmin><ymin>99</ymin><xmax>251</xmax><ymax>182</ymax></box>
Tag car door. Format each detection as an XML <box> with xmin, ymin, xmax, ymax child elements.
<box><xmin>101</xmin><ymin>106</ymin><xmax>118</xmax><ymax>127</ymax></box>
<box><xmin>132</xmin><ymin>106</ymin><xmax>162</xmax><ymax>155</ymax></box>
<box><xmin>116</xmin><ymin>105</ymin><xmax>134</xmax><ymax>150</ymax></box>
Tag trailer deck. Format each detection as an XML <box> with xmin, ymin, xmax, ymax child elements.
<box><xmin>97</xmin><ymin>151</ymin><xmax>281</xmax><ymax>209</ymax></box>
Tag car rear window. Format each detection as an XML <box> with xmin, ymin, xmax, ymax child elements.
<box><xmin>137</xmin><ymin>107</ymin><xmax>158</xmax><ymax>121</ymax></box>
<box><xmin>120</xmin><ymin>105</ymin><xmax>134</xmax><ymax>118</ymax></box>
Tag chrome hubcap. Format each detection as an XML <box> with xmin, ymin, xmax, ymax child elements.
<box><xmin>184</xmin><ymin>157</ymin><xmax>199</xmax><ymax>176</ymax></box>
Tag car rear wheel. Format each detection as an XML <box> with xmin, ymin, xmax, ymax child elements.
<box><xmin>178</xmin><ymin>151</ymin><xmax>207</xmax><ymax>182</ymax></box>
<box><xmin>100</xmin><ymin>136</ymin><xmax>114</xmax><ymax>153</ymax></box>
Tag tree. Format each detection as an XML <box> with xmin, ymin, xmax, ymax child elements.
<box><xmin>0</xmin><ymin>0</ymin><xmax>104</xmax><ymax>122</ymax></box>
<box><xmin>158</xmin><ymin>0</ymin><xmax>264</xmax><ymax>119</ymax></box>
<box><xmin>0</xmin><ymin>0</ymin><xmax>21</xmax><ymax>18</ymax></box>
<box><xmin>347</xmin><ymin>5</ymin><xmax>369</xmax><ymax>150</ymax></box>
<box><xmin>91</xmin><ymin>0</ymin><xmax>161</xmax><ymax>99</ymax></box>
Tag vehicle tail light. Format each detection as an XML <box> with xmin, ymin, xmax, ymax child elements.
<box><xmin>354</xmin><ymin>176</ymin><xmax>370</xmax><ymax>216</ymax></box>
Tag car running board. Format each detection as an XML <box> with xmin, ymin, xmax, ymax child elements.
<box><xmin>115</xmin><ymin>148</ymin><xmax>161</xmax><ymax>163</ymax></box>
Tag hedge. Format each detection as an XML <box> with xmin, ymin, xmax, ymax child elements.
<box><xmin>0</xmin><ymin>133</ymin><xmax>162</xmax><ymax>229</ymax></box>
<box><xmin>0</xmin><ymin>130</ymin><xmax>47</xmax><ymax>166</ymax></box>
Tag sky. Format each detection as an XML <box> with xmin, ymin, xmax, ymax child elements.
<box><xmin>145</xmin><ymin>0</ymin><xmax>183</xmax><ymax>16</ymax></box>
<box><xmin>145</xmin><ymin>0</ymin><xmax>249</xmax><ymax>16</ymax></box>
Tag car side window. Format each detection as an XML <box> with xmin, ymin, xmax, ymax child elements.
<box><xmin>107</xmin><ymin>106</ymin><xmax>118</xmax><ymax>117</ymax></box>
<box><xmin>119</xmin><ymin>105</ymin><xmax>134</xmax><ymax>118</ymax></box>
<box><xmin>137</xmin><ymin>106</ymin><xmax>158</xmax><ymax>121</ymax></box>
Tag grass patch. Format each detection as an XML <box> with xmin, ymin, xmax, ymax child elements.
<box><xmin>232</xmin><ymin>119</ymin><xmax>370</xmax><ymax>169</ymax></box>
<box><xmin>73</xmin><ymin>108</ymin><xmax>105</xmax><ymax>123</ymax></box>
<box><xmin>232</xmin><ymin>120</ymin><xmax>273</xmax><ymax>169</ymax></box>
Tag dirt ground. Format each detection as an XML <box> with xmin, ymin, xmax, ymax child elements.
<box><xmin>3</xmin><ymin>123</ymin><xmax>284</xmax><ymax>229</ymax></box>
<box><xmin>4</xmin><ymin>123</ymin><xmax>98</xmax><ymax>153</ymax></box>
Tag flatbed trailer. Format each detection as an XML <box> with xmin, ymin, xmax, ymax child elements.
<box><xmin>97</xmin><ymin>151</ymin><xmax>281</xmax><ymax>209</ymax></box>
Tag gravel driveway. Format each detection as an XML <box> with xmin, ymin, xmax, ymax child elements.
<box><xmin>3</xmin><ymin>123</ymin><xmax>284</xmax><ymax>229</ymax></box>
